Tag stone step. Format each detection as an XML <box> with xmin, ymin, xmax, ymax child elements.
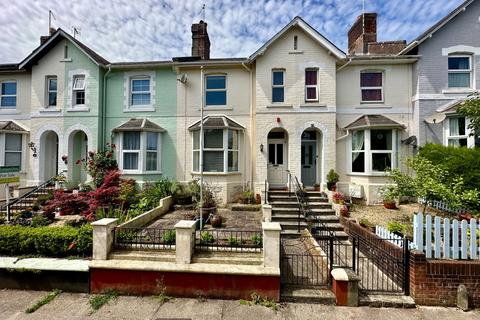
<box><xmin>314</xmin><ymin>230</ymin><xmax>349</xmax><ymax>240</ymax></box>
<box><xmin>272</xmin><ymin>213</ymin><xmax>306</xmax><ymax>220</ymax></box>
<box><xmin>278</xmin><ymin>221</ymin><xmax>308</xmax><ymax>231</ymax></box>
<box><xmin>193</xmin><ymin>252</ymin><xmax>263</xmax><ymax>266</ymax></box>
<box><xmin>323</xmin><ymin>223</ymin><xmax>344</xmax><ymax>231</ymax></box>
<box><xmin>359</xmin><ymin>292</ymin><xmax>416</xmax><ymax>308</ymax></box>
<box><xmin>312</xmin><ymin>215</ymin><xmax>340</xmax><ymax>223</ymax></box>
<box><xmin>280</xmin><ymin>229</ymin><xmax>302</xmax><ymax>237</ymax></box>
<box><xmin>273</xmin><ymin>208</ymin><xmax>335</xmax><ymax>215</ymax></box>
<box><xmin>281</xmin><ymin>286</ymin><xmax>335</xmax><ymax>304</ymax></box>
<box><xmin>270</xmin><ymin>201</ymin><xmax>331</xmax><ymax>209</ymax></box>
<box><xmin>109</xmin><ymin>249</ymin><xmax>176</xmax><ymax>263</ymax></box>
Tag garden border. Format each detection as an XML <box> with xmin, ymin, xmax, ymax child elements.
<box><xmin>117</xmin><ymin>196</ymin><xmax>173</xmax><ymax>229</ymax></box>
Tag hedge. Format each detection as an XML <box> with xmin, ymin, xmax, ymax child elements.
<box><xmin>0</xmin><ymin>224</ymin><xmax>92</xmax><ymax>257</ymax></box>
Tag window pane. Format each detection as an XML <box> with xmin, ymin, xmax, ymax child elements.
<box><xmin>228</xmin><ymin>151</ymin><xmax>238</xmax><ymax>172</ymax></box>
<box><xmin>371</xmin><ymin>130</ymin><xmax>392</xmax><ymax>150</ymax></box>
<box><xmin>49</xmin><ymin>78</ymin><xmax>57</xmax><ymax>91</ymax></box>
<box><xmin>2</xmin><ymin>82</ymin><xmax>16</xmax><ymax>95</ymax></box>
<box><xmin>351</xmin><ymin>131</ymin><xmax>364</xmax><ymax>151</ymax></box>
<box><xmin>193</xmin><ymin>131</ymin><xmax>200</xmax><ymax>149</ymax></box>
<box><xmin>5</xmin><ymin>152</ymin><xmax>21</xmax><ymax>167</ymax></box>
<box><xmin>204</xmin><ymin>151</ymin><xmax>224</xmax><ymax>172</ymax></box>
<box><xmin>206</xmin><ymin>91</ymin><xmax>226</xmax><ymax>105</ymax></box>
<box><xmin>352</xmin><ymin>152</ymin><xmax>365</xmax><ymax>173</ymax></box>
<box><xmin>131</xmin><ymin>93</ymin><xmax>151</xmax><ymax>105</ymax></box>
<box><xmin>146</xmin><ymin>152</ymin><xmax>157</xmax><ymax>171</ymax></box>
<box><xmin>123</xmin><ymin>153</ymin><xmax>138</xmax><ymax>170</ymax></box>
<box><xmin>132</xmin><ymin>79</ymin><xmax>150</xmax><ymax>92</ymax></box>
<box><xmin>362</xmin><ymin>89</ymin><xmax>382</xmax><ymax>101</ymax></box>
<box><xmin>448</xmin><ymin>73</ymin><xmax>470</xmax><ymax>88</ymax></box>
<box><xmin>361</xmin><ymin>72</ymin><xmax>382</xmax><ymax>87</ymax></box>
<box><xmin>450</xmin><ymin>117</ymin><xmax>466</xmax><ymax>136</ymax></box>
<box><xmin>1</xmin><ymin>97</ymin><xmax>16</xmax><ymax>107</ymax></box>
<box><xmin>146</xmin><ymin>132</ymin><xmax>158</xmax><ymax>150</ymax></box>
<box><xmin>306</xmin><ymin>87</ymin><xmax>317</xmax><ymax>100</ymax></box>
<box><xmin>448</xmin><ymin>138</ymin><xmax>468</xmax><ymax>147</ymax></box>
<box><xmin>276</xmin><ymin>144</ymin><xmax>283</xmax><ymax>165</ymax></box>
<box><xmin>73</xmin><ymin>77</ymin><xmax>85</xmax><ymax>89</ymax></box>
<box><xmin>268</xmin><ymin>144</ymin><xmax>275</xmax><ymax>164</ymax></box>
<box><xmin>75</xmin><ymin>91</ymin><xmax>85</xmax><ymax>105</ymax></box>
<box><xmin>5</xmin><ymin>134</ymin><xmax>21</xmax><ymax>151</ymax></box>
<box><xmin>204</xmin><ymin>129</ymin><xmax>223</xmax><ymax>148</ymax></box>
<box><xmin>206</xmin><ymin>76</ymin><xmax>226</xmax><ymax>89</ymax></box>
<box><xmin>305</xmin><ymin>70</ymin><xmax>317</xmax><ymax>85</ymax></box>
<box><xmin>372</xmin><ymin>153</ymin><xmax>392</xmax><ymax>171</ymax></box>
<box><xmin>193</xmin><ymin>151</ymin><xmax>199</xmax><ymax>171</ymax></box>
<box><xmin>272</xmin><ymin>71</ymin><xmax>284</xmax><ymax>85</ymax></box>
<box><xmin>49</xmin><ymin>92</ymin><xmax>57</xmax><ymax>106</ymax></box>
<box><xmin>272</xmin><ymin>87</ymin><xmax>284</xmax><ymax>102</ymax></box>
<box><xmin>267</xmin><ymin>131</ymin><xmax>285</xmax><ymax>139</ymax></box>
<box><xmin>123</xmin><ymin>131</ymin><xmax>140</xmax><ymax>150</ymax></box>
<box><xmin>448</xmin><ymin>57</ymin><xmax>470</xmax><ymax>70</ymax></box>
<box><xmin>228</xmin><ymin>130</ymin><xmax>238</xmax><ymax>150</ymax></box>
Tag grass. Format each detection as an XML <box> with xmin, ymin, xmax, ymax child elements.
<box><xmin>25</xmin><ymin>289</ymin><xmax>62</xmax><ymax>313</ymax></box>
<box><xmin>239</xmin><ymin>292</ymin><xmax>280</xmax><ymax>311</ymax></box>
<box><xmin>89</xmin><ymin>290</ymin><xmax>119</xmax><ymax>314</ymax></box>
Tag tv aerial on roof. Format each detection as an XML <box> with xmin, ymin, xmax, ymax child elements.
<box><xmin>424</xmin><ymin>112</ymin><xmax>446</xmax><ymax>124</ymax></box>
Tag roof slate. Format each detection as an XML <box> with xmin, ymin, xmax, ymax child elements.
<box><xmin>188</xmin><ymin>115</ymin><xmax>245</xmax><ymax>130</ymax></box>
<box><xmin>344</xmin><ymin>115</ymin><xmax>406</xmax><ymax>130</ymax></box>
<box><xmin>113</xmin><ymin>118</ymin><xmax>166</xmax><ymax>132</ymax></box>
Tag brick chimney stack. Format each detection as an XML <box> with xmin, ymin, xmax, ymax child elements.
<box><xmin>348</xmin><ymin>13</ymin><xmax>377</xmax><ymax>55</ymax></box>
<box><xmin>40</xmin><ymin>27</ymin><xmax>57</xmax><ymax>45</ymax></box>
<box><xmin>191</xmin><ymin>20</ymin><xmax>210</xmax><ymax>60</ymax></box>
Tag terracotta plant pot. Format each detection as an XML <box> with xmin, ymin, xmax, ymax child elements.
<box><xmin>255</xmin><ymin>194</ymin><xmax>261</xmax><ymax>205</ymax></box>
<box><xmin>340</xmin><ymin>205</ymin><xmax>349</xmax><ymax>217</ymax></box>
<box><xmin>314</xmin><ymin>185</ymin><xmax>320</xmax><ymax>191</ymax></box>
<box><xmin>210</xmin><ymin>215</ymin><xmax>222</xmax><ymax>228</ymax></box>
<box><xmin>326</xmin><ymin>182</ymin><xmax>336</xmax><ymax>191</ymax></box>
<box><xmin>383</xmin><ymin>201</ymin><xmax>396</xmax><ymax>210</ymax></box>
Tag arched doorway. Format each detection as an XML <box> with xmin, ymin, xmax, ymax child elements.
<box><xmin>301</xmin><ymin>128</ymin><xmax>322</xmax><ymax>187</ymax></box>
<box><xmin>39</xmin><ymin>131</ymin><xmax>59</xmax><ymax>181</ymax></box>
<box><xmin>267</xmin><ymin>128</ymin><xmax>288</xmax><ymax>187</ymax></box>
<box><xmin>68</xmin><ymin>130</ymin><xmax>88</xmax><ymax>185</ymax></box>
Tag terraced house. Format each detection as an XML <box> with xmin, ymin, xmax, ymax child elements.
<box><xmin>0</xmin><ymin>4</ymin><xmax>478</xmax><ymax>204</ymax></box>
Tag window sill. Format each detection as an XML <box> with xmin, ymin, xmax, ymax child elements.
<box><xmin>356</xmin><ymin>104</ymin><xmax>391</xmax><ymax>109</ymax></box>
<box><xmin>39</xmin><ymin>108</ymin><xmax>62</xmax><ymax>113</ymax></box>
<box><xmin>202</xmin><ymin>106</ymin><xmax>233</xmax><ymax>111</ymax></box>
<box><xmin>66</xmin><ymin>106</ymin><xmax>90</xmax><ymax>112</ymax></box>
<box><xmin>121</xmin><ymin>170</ymin><xmax>163</xmax><ymax>175</ymax></box>
<box><xmin>347</xmin><ymin>172</ymin><xmax>392</xmax><ymax>177</ymax></box>
<box><xmin>288</xmin><ymin>51</ymin><xmax>304</xmax><ymax>54</ymax></box>
<box><xmin>0</xmin><ymin>109</ymin><xmax>19</xmax><ymax>114</ymax></box>
<box><xmin>60</xmin><ymin>58</ymin><xmax>72</xmax><ymax>62</ymax></box>
<box><xmin>124</xmin><ymin>106</ymin><xmax>155</xmax><ymax>112</ymax></box>
<box><xmin>442</xmin><ymin>88</ymin><xmax>476</xmax><ymax>94</ymax></box>
<box><xmin>191</xmin><ymin>171</ymin><xmax>241</xmax><ymax>176</ymax></box>
<box><xmin>266</xmin><ymin>104</ymin><xmax>293</xmax><ymax>108</ymax></box>
<box><xmin>299</xmin><ymin>104</ymin><xmax>327</xmax><ymax>108</ymax></box>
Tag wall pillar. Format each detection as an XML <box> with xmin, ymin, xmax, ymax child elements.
<box><xmin>91</xmin><ymin>218</ymin><xmax>118</xmax><ymax>260</ymax></box>
<box><xmin>331</xmin><ymin>268</ymin><xmax>360</xmax><ymax>307</ymax></box>
<box><xmin>262</xmin><ymin>222</ymin><xmax>282</xmax><ymax>268</ymax></box>
<box><xmin>262</xmin><ymin>204</ymin><xmax>272</xmax><ymax>222</ymax></box>
<box><xmin>175</xmin><ymin>220</ymin><xmax>197</xmax><ymax>264</ymax></box>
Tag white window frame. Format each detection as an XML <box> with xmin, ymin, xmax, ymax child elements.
<box><xmin>448</xmin><ymin>55</ymin><xmax>473</xmax><ymax>89</ymax></box>
<box><xmin>130</xmin><ymin>76</ymin><xmax>152</xmax><ymax>108</ymax></box>
<box><xmin>119</xmin><ymin>131</ymin><xmax>162</xmax><ymax>174</ymax></box>
<box><xmin>444</xmin><ymin>116</ymin><xmax>474</xmax><ymax>148</ymax></box>
<box><xmin>205</xmin><ymin>74</ymin><xmax>227</xmax><ymax>107</ymax></box>
<box><xmin>360</xmin><ymin>70</ymin><xmax>384</xmax><ymax>103</ymax></box>
<box><xmin>4</xmin><ymin>133</ymin><xmax>22</xmax><ymax>169</ymax></box>
<box><xmin>272</xmin><ymin>69</ymin><xmax>285</xmax><ymax>103</ymax></box>
<box><xmin>192</xmin><ymin>128</ymin><xmax>240</xmax><ymax>173</ymax></box>
<box><xmin>0</xmin><ymin>81</ymin><xmax>17</xmax><ymax>109</ymax></box>
<box><xmin>72</xmin><ymin>75</ymin><xmax>85</xmax><ymax>107</ymax></box>
<box><xmin>349</xmin><ymin>129</ymin><xmax>397</xmax><ymax>175</ymax></box>
<box><xmin>305</xmin><ymin>68</ymin><xmax>318</xmax><ymax>102</ymax></box>
<box><xmin>46</xmin><ymin>76</ymin><xmax>57</xmax><ymax>107</ymax></box>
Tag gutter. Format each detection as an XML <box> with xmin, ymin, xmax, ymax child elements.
<box><xmin>101</xmin><ymin>65</ymin><xmax>112</xmax><ymax>149</ymax></box>
<box><xmin>337</xmin><ymin>58</ymin><xmax>352</xmax><ymax>71</ymax></box>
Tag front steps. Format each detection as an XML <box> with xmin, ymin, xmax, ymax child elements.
<box><xmin>269</xmin><ymin>190</ymin><xmax>347</xmax><ymax>239</ymax></box>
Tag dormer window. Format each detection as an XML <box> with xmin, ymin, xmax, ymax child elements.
<box><xmin>448</xmin><ymin>55</ymin><xmax>472</xmax><ymax>88</ymax></box>
<box><xmin>72</xmin><ymin>75</ymin><xmax>85</xmax><ymax>106</ymax></box>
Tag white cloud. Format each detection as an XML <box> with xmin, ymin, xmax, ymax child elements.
<box><xmin>0</xmin><ymin>0</ymin><xmax>465</xmax><ymax>63</ymax></box>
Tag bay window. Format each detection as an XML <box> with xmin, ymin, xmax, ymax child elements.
<box><xmin>351</xmin><ymin>129</ymin><xmax>396</xmax><ymax>174</ymax></box>
<box><xmin>361</xmin><ymin>71</ymin><xmax>383</xmax><ymax>102</ymax></box>
<box><xmin>5</xmin><ymin>133</ymin><xmax>22</xmax><ymax>168</ymax></box>
<box><xmin>448</xmin><ymin>55</ymin><xmax>472</xmax><ymax>88</ymax></box>
<box><xmin>305</xmin><ymin>69</ymin><xmax>318</xmax><ymax>101</ymax></box>
<box><xmin>120</xmin><ymin>131</ymin><xmax>161</xmax><ymax>173</ymax></box>
<box><xmin>193</xmin><ymin>128</ymin><xmax>240</xmax><ymax>173</ymax></box>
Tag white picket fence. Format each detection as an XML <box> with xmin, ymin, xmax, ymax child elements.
<box><xmin>413</xmin><ymin>213</ymin><xmax>480</xmax><ymax>260</ymax></box>
<box><xmin>375</xmin><ymin>226</ymin><xmax>416</xmax><ymax>249</ymax></box>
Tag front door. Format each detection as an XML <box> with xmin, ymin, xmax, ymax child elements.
<box><xmin>268</xmin><ymin>140</ymin><xmax>287</xmax><ymax>186</ymax></box>
<box><xmin>301</xmin><ymin>141</ymin><xmax>316</xmax><ymax>187</ymax></box>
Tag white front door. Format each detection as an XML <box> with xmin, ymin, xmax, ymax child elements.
<box><xmin>301</xmin><ymin>141</ymin><xmax>317</xmax><ymax>186</ymax></box>
<box><xmin>267</xmin><ymin>139</ymin><xmax>287</xmax><ymax>186</ymax></box>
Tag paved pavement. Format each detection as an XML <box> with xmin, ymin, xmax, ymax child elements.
<box><xmin>1</xmin><ymin>289</ymin><xmax>479</xmax><ymax>320</ymax></box>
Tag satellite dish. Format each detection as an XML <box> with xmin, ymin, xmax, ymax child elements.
<box><xmin>424</xmin><ymin>112</ymin><xmax>446</xmax><ymax>124</ymax></box>
<box><xmin>177</xmin><ymin>74</ymin><xmax>187</xmax><ymax>84</ymax></box>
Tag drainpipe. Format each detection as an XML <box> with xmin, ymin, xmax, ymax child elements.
<box><xmin>241</xmin><ymin>62</ymin><xmax>252</xmax><ymax>191</ymax></box>
<box><xmin>102</xmin><ymin>65</ymin><xmax>112</xmax><ymax>149</ymax></box>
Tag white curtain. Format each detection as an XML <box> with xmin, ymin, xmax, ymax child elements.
<box><xmin>351</xmin><ymin>130</ymin><xmax>364</xmax><ymax>161</ymax></box>
<box><xmin>123</xmin><ymin>132</ymin><xmax>140</xmax><ymax>150</ymax></box>
<box><xmin>449</xmin><ymin>118</ymin><xmax>460</xmax><ymax>136</ymax></box>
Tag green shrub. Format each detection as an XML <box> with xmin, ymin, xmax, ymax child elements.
<box><xmin>0</xmin><ymin>225</ymin><xmax>92</xmax><ymax>257</ymax></box>
<box><xmin>162</xmin><ymin>230</ymin><xmax>176</xmax><ymax>245</ymax></box>
<box><xmin>387</xmin><ymin>221</ymin><xmax>404</xmax><ymax>235</ymax></box>
<box><xmin>30</xmin><ymin>214</ymin><xmax>51</xmax><ymax>227</ymax></box>
<box><xmin>227</xmin><ymin>237</ymin><xmax>239</xmax><ymax>246</ymax></box>
<box><xmin>251</xmin><ymin>234</ymin><xmax>263</xmax><ymax>246</ymax></box>
<box><xmin>200</xmin><ymin>232</ymin><xmax>214</xmax><ymax>244</ymax></box>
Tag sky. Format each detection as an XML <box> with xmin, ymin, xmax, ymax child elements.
<box><xmin>0</xmin><ymin>0</ymin><xmax>466</xmax><ymax>63</ymax></box>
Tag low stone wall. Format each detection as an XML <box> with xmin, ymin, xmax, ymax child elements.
<box><xmin>118</xmin><ymin>196</ymin><xmax>173</xmax><ymax>229</ymax></box>
<box><xmin>409</xmin><ymin>251</ymin><xmax>480</xmax><ymax>307</ymax></box>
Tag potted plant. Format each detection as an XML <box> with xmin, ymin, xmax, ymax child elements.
<box><xmin>171</xmin><ymin>182</ymin><xmax>193</xmax><ymax>205</ymax></box>
<box><xmin>210</xmin><ymin>215</ymin><xmax>222</xmax><ymax>228</ymax></box>
<box><xmin>332</xmin><ymin>192</ymin><xmax>345</xmax><ymax>205</ymax></box>
<box><xmin>326</xmin><ymin>169</ymin><xmax>339</xmax><ymax>191</ymax></box>
<box><xmin>387</xmin><ymin>221</ymin><xmax>404</xmax><ymax>237</ymax></box>
<box><xmin>381</xmin><ymin>186</ymin><xmax>398</xmax><ymax>210</ymax></box>
<box><xmin>340</xmin><ymin>205</ymin><xmax>349</xmax><ymax>217</ymax></box>
<box><xmin>359</xmin><ymin>218</ymin><xmax>375</xmax><ymax>233</ymax></box>
<box><xmin>313</xmin><ymin>183</ymin><xmax>320</xmax><ymax>191</ymax></box>
<box><xmin>196</xmin><ymin>184</ymin><xmax>217</xmax><ymax>215</ymax></box>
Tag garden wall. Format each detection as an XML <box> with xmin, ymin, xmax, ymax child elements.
<box><xmin>118</xmin><ymin>196</ymin><xmax>173</xmax><ymax>229</ymax></box>
<box><xmin>409</xmin><ymin>251</ymin><xmax>480</xmax><ymax>307</ymax></box>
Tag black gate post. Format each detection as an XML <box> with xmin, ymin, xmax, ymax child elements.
<box><xmin>352</xmin><ymin>237</ymin><xmax>357</xmax><ymax>272</ymax></box>
<box><xmin>403</xmin><ymin>237</ymin><xmax>410</xmax><ymax>296</ymax></box>
<box><xmin>329</xmin><ymin>235</ymin><xmax>334</xmax><ymax>284</ymax></box>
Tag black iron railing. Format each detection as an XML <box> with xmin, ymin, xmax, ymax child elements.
<box><xmin>1</xmin><ymin>174</ymin><xmax>58</xmax><ymax>221</ymax></box>
<box><xmin>194</xmin><ymin>229</ymin><xmax>263</xmax><ymax>252</ymax></box>
<box><xmin>114</xmin><ymin>227</ymin><xmax>176</xmax><ymax>250</ymax></box>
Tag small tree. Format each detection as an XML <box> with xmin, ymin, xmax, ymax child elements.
<box><xmin>78</xmin><ymin>143</ymin><xmax>118</xmax><ymax>187</ymax></box>
<box><xmin>457</xmin><ymin>92</ymin><xmax>480</xmax><ymax>137</ymax></box>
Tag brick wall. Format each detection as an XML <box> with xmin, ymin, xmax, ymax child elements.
<box><xmin>409</xmin><ymin>251</ymin><xmax>480</xmax><ymax>307</ymax></box>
